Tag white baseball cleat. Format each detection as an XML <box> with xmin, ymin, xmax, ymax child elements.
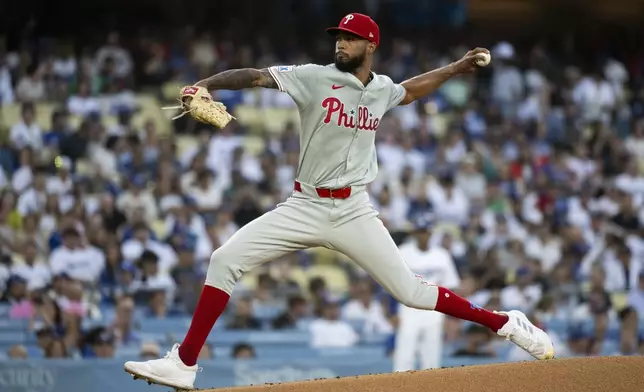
<box><xmin>124</xmin><ymin>344</ymin><xmax>198</xmax><ymax>390</ymax></box>
<box><xmin>495</xmin><ymin>310</ymin><xmax>555</xmax><ymax>360</ymax></box>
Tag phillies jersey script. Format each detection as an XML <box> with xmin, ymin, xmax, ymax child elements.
<box><xmin>267</xmin><ymin>64</ymin><xmax>406</xmax><ymax>188</ymax></box>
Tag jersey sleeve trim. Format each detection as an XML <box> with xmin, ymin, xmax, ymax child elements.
<box><xmin>391</xmin><ymin>84</ymin><xmax>407</xmax><ymax>107</ymax></box>
<box><xmin>267</xmin><ymin>67</ymin><xmax>285</xmax><ymax>92</ymax></box>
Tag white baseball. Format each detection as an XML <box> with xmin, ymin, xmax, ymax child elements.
<box><xmin>475</xmin><ymin>52</ymin><xmax>491</xmax><ymax>67</ymax></box>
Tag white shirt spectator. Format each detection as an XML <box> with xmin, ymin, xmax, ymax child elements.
<box><xmin>11</xmin><ymin>259</ymin><xmax>51</xmax><ymax>291</ymax></box>
<box><xmin>207</xmin><ymin>134</ymin><xmax>243</xmax><ymax>177</ymax></box>
<box><xmin>567</xmin><ymin>197</ymin><xmax>592</xmax><ymax>230</ymax></box>
<box><xmin>371</xmin><ymin>194</ymin><xmax>409</xmax><ymax>231</ymax></box>
<box><xmin>186</xmin><ymin>177</ymin><xmax>228</xmax><ymax>211</ymax></box>
<box><xmin>53</xmin><ymin>56</ymin><xmax>77</xmax><ymax>79</ymax></box>
<box><xmin>524</xmin><ymin>235</ymin><xmax>562</xmax><ymax>273</ymax></box>
<box><xmin>588</xmin><ymin>196</ymin><xmax>620</xmax><ymax>217</ymax></box>
<box><xmin>121</xmin><ymin>239</ymin><xmax>178</xmax><ymax>274</ymax></box>
<box><xmin>614</xmin><ymin>173</ymin><xmax>644</xmax><ymax>196</ymax></box>
<box><xmin>11</xmin><ymin>166</ymin><xmax>33</xmax><ymax>193</ymax></box>
<box><xmin>88</xmin><ymin>143</ymin><xmax>119</xmax><ymax>180</ymax></box>
<box><xmin>49</xmin><ymin>245</ymin><xmax>106</xmax><ymax>283</ymax></box>
<box><xmin>426</xmin><ymin>181</ymin><xmax>470</xmax><ymax>226</ymax></box>
<box><xmin>309</xmin><ymin>318</ymin><xmax>359</xmax><ymax>348</ymax></box>
<box><xmin>604</xmin><ymin>59</ymin><xmax>628</xmax><ymax>101</ymax></box>
<box><xmin>602</xmin><ymin>256</ymin><xmax>642</xmax><ymax>293</ymax></box>
<box><xmin>46</xmin><ymin>174</ymin><xmax>74</xmax><ymax>195</ymax></box>
<box><xmin>566</xmin><ymin>156</ymin><xmax>596</xmax><ymax>184</ymax></box>
<box><xmin>522</xmin><ymin>192</ymin><xmax>543</xmax><ymax>224</ymax></box>
<box><xmin>15</xmin><ymin>75</ymin><xmax>45</xmax><ymax>102</ymax></box>
<box><xmin>67</xmin><ymin>94</ymin><xmax>101</xmax><ymax>117</ymax></box>
<box><xmin>444</xmin><ymin>138</ymin><xmax>468</xmax><ymax>164</ymax></box>
<box><xmin>10</xmin><ymin>121</ymin><xmax>43</xmax><ymax>150</ymax></box>
<box><xmin>130</xmin><ymin>273</ymin><xmax>177</xmax><ymax>303</ymax></box>
<box><xmin>390</xmin><ymin>103</ymin><xmax>420</xmax><ymax>132</ymax></box>
<box><xmin>376</xmin><ymin>139</ymin><xmax>404</xmax><ymax>179</ymax></box>
<box><xmin>116</xmin><ymin>190</ymin><xmax>159</xmax><ymax>224</ymax></box>
<box><xmin>500</xmin><ymin>284</ymin><xmax>542</xmax><ymax>312</ymax></box>
<box><xmin>239</xmin><ymin>154</ymin><xmax>264</xmax><ymax>183</ymax></box>
<box><xmin>341</xmin><ymin>299</ymin><xmax>393</xmax><ymax>335</ymax></box>
<box><xmin>455</xmin><ymin>169</ymin><xmax>486</xmax><ymax>201</ymax></box>
<box><xmin>95</xmin><ymin>43</ymin><xmax>133</xmax><ymax>78</ymax></box>
<box><xmin>580</xmin><ymin>238</ymin><xmax>642</xmax><ymax>292</ymax></box>
<box><xmin>572</xmin><ymin>76</ymin><xmax>615</xmax><ymax>123</ymax></box>
<box><xmin>17</xmin><ymin>187</ymin><xmax>47</xmax><ymax>215</ymax></box>
<box><xmin>107</xmin><ymin>89</ymin><xmax>138</xmax><ymax>114</ymax></box>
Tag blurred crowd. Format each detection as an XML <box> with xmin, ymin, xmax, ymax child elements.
<box><xmin>1</xmin><ymin>19</ymin><xmax>644</xmax><ymax>363</ymax></box>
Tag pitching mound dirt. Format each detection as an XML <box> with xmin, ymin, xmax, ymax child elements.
<box><xmin>204</xmin><ymin>357</ymin><xmax>644</xmax><ymax>392</ymax></box>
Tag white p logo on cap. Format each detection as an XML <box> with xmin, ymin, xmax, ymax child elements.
<box><xmin>343</xmin><ymin>14</ymin><xmax>354</xmax><ymax>24</ymax></box>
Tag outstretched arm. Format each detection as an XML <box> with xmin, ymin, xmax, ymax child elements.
<box><xmin>194</xmin><ymin>68</ymin><xmax>278</xmax><ymax>90</ymax></box>
<box><xmin>398</xmin><ymin>47</ymin><xmax>489</xmax><ymax>105</ymax></box>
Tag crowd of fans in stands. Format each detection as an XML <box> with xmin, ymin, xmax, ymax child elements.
<box><xmin>1</xmin><ymin>23</ymin><xmax>644</xmax><ymax>362</ymax></box>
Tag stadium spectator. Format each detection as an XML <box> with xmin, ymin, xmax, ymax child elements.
<box><xmin>272</xmin><ymin>295</ymin><xmax>309</xmax><ymax>330</ymax></box>
<box><xmin>139</xmin><ymin>341</ymin><xmax>161</xmax><ymax>360</ymax></box>
<box><xmin>309</xmin><ymin>300</ymin><xmax>359</xmax><ymax>349</ymax></box>
<box><xmin>231</xmin><ymin>342</ymin><xmax>255</xmax><ymax>359</ymax></box>
<box><xmin>44</xmin><ymin>339</ymin><xmax>68</xmax><ymax>358</ymax></box>
<box><xmin>7</xmin><ymin>344</ymin><xmax>28</xmax><ymax>359</ymax></box>
<box><xmin>81</xmin><ymin>326</ymin><xmax>116</xmax><ymax>358</ymax></box>
<box><xmin>226</xmin><ymin>297</ymin><xmax>262</xmax><ymax>330</ymax></box>
<box><xmin>341</xmin><ymin>279</ymin><xmax>393</xmax><ymax>335</ymax></box>
<box><xmin>10</xmin><ymin>102</ymin><xmax>43</xmax><ymax>151</ymax></box>
<box><xmin>451</xmin><ymin>325</ymin><xmax>495</xmax><ymax>357</ymax></box>
<box><xmin>15</xmin><ymin>63</ymin><xmax>46</xmax><ymax>103</ymax></box>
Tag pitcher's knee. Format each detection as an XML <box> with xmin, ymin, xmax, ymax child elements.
<box><xmin>391</xmin><ymin>281</ymin><xmax>439</xmax><ymax>311</ymax></box>
<box><xmin>204</xmin><ymin>246</ymin><xmax>245</xmax><ymax>294</ymax></box>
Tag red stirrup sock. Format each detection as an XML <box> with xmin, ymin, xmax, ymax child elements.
<box><xmin>178</xmin><ymin>285</ymin><xmax>230</xmax><ymax>366</ymax></box>
<box><xmin>433</xmin><ymin>286</ymin><xmax>509</xmax><ymax>332</ymax></box>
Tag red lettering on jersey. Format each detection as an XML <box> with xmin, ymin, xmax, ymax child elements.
<box><xmin>321</xmin><ymin>97</ymin><xmax>381</xmax><ymax>132</ymax></box>
<box><xmin>338</xmin><ymin>103</ymin><xmax>355</xmax><ymax>128</ymax></box>
<box><xmin>322</xmin><ymin>97</ymin><xmax>341</xmax><ymax>123</ymax></box>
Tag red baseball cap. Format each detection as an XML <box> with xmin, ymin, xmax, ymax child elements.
<box><xmin>326</xmin><ymin>13</ymin><xmax>380</xmax><ymax>46</ymax></box>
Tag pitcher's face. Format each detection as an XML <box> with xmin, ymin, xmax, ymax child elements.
<box><xmin>334</xmin><ymin>32</ymin><xmax>371</xmax><ymax>73</ymax></box>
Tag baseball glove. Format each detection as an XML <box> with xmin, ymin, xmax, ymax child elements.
<box><xmin>162</xmin><ymin>85</ymin><xmax>235</xmax><ymax>128</ymax></box>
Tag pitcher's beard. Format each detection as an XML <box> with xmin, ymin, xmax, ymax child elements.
<box><xmin>335</xmin><ymin>52</ymin><xmax>366</xmax><ymax>73</ymax></box>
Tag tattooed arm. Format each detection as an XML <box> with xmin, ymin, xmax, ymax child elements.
<box><xmin>194</xmin><ymin>68</ymin><xmax>277</xmax><ymax>90</ymax></box>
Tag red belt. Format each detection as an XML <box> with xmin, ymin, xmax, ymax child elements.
<box><xmin>294</xmin><ymin>181</ymin><xmax>352</xmax><ymax>199</ymax></box>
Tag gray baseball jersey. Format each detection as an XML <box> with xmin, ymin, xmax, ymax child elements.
<box><xmin>267</xmin><ymin>63</ymin><xmax>406</xmax><ymax>189</ymax></box>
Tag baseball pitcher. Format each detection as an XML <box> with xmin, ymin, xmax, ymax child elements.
<box><xmin>125</xmin><ymin>13</ymin><xmax>554</xmax><ymax>390</ymax></box>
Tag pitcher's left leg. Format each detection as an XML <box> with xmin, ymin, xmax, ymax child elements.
<box><xmin>329</xmin><ymin>212</ymin><xmax>555</xmax><ymax>360</ymax></box>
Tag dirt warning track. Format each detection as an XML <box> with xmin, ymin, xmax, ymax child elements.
<box><xmin>202</xmin><ymin>357</ymin><xmax>644</xmax><ymax>392</ymax></box>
